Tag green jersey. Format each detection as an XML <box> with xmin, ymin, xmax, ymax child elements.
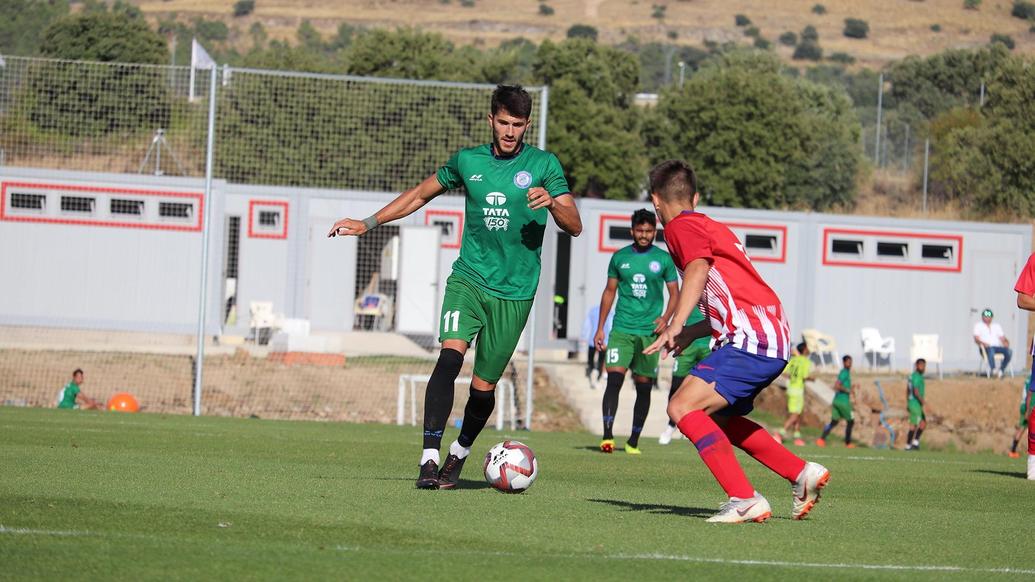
<box><xmin>437</xmin><ymin>144</ymin><xmax>570</xmax><ymax>300</ymax></box>
<box><xmin>834</xmin><ymin>368</ymin><xmax>852</xmax><ymax>404</ymax></box>
<box><xmin>908</xmin><ymin>371</ymin><xmax>925</xmax><ymax>404</ymax></box>
<box><xmin>607</xmin><ymin>245</ymin><xmax>677</xmax><ymax>335</ymax></box>
<box><xmin>785</xmin><ymin>355</ymin><xmax>812</xmax><ymax>390</ymax></box>
<box><xmin>57</xmin><ymin>382</ymin><xmax>80</xmax><ymax>409</ymax></box>
<box><xmin>685</xmin><ymin>305</ymin><xmax>711</xmax><ymax>352</ymax></box>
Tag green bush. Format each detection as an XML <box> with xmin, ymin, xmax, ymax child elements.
<box><xmin>566</xmin><ymin>24</ymin><xmax>598</xmax><ymax>41</ymax></box>
<box><xmin>735</xmin><ymin>14</ymin><xmax>751</xmax><ymax>26</ymax></box>
<box><xmin>779</xmin><ymin>31</ymin><xmax>797</xmax><ymax>46</ymax></box>
<box><xmin>459</xmin><ymin>0</ymin><xmax>475</xmax><ymax>7</ymax></box>
<box><xmin>812</xmin><ymin>4</ymin><xmax>827</xmax><ymax>14</ymax></box>
<box><xmin>744</xmin><ymin>26</ymin><xmax>760</xmax><ymax>38</ymax></box>
<box><xmin>964</xmin><ymin>0</ymin><xmax>981</xmax><ymax>9</ymax></box>
<box><xmin>754</xmin><ymin>37</ymin><xmax>771</xmax><ymax>49</ymax></box>
<box><xmin>802</xmin><ymin>25</ymin><xmax>819</xmax><ymax>41</ymax></box>
<box><xmin>829</xmin><ymin>52</ymin><xmax>856</xmax><ymax>64</ymax></box>
<box><xmin>233</xmin><ymin>0</ymin><xmax>255</xmax><ymax>17</ymax></box>
<box><xmin>843</xmin><ymin>18</ymin><xmax>869</xmax><ymax>39</ymax></box>
<box><xmin>1012</xmin><ymin>0</ymin><xmax>1035</xmax><ymax>19</ymax></box>
<box><xmin>194</xmin><ymin>18</ymin><xmax>229</xmax><ymax>42</ymax></box>
<box><xmin>793</xmin><ymin>39</ymin><xmax>823</xmax><ymax>61</ymax></box>
<box><xmin>538</xmin><ymin>3</ymin><xmax>554</xmax><ymax>15</ymax></box>
<box><xmin>931</xmin><ymin>24</ymin><xmax>942</xmax><ymax>32</ymax></box>
<box><xmin>667</xmin><ymin>30</ymin><xmax>678</xmax><ymax>40</ymax></box>
<box><xmin>991</xmin><ymin>33</ymin><xmax>1016</xmax><ymax>49</ymax></box>
<box><xmin>652</xmin><ymin>4</ymin><xmax>667</xmax><ymax>19</ymax></box>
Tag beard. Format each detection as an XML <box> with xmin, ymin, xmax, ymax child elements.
<box><xmin>492</xmin><ymin>127</ymin><xmax>526</xmax><ymax>156</ymax></box>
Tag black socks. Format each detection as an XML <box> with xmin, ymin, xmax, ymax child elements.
<box><xmin>422</xmin><ymin>348</ymin><xmax>464</xmax><ymax>450</ymax></box>
<box><xmin>627</xmin><ymin>380</ymin><xmax>653</xmax><ymax>448</ymax></box>
<box><xmin>457</xmin><ymin>388</ymin><xmax>496</xmax><ymax>448</ymax></box>
<box><xmin>601</xmin><ymin>371</ymin><xmax>624</xmax><ymax>440</ymax></box>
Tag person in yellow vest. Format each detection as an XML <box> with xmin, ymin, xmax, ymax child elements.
<box><xmin>778</xmin><ymin>342</ymin><xmax>814</xmax><ymax>446</ymax></box>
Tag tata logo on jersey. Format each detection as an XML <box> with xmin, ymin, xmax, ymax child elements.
<box><xmin>483</xmin><ymin>192</ymin><xmax>510</xmax><ymax>231</ymax></box>
<box><xmin>631</xmin><ymin>273</ymin><xmax>648</xmax><ymax>298</ymax></box>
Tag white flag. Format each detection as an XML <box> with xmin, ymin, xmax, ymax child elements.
<box><xmin>191</xmin><ymin>38</ymin><xmax>215</xmax><ymax>70</ymax></box>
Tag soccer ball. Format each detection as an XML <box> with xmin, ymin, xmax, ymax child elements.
<box><xmin>483</xmin><ymin>440</ymin><xmax>538</xmax><ymax>493</ymax></box>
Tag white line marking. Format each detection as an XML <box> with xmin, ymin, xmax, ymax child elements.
<box><xmin>806</xmin><ymin>453</ymin><xmax>997</xmax><ymax>466</ymax></box>
<box><xmin>333</xmin><ymin>545</ymin><xmax>1035</xmax><ymax>575</ymax></box>
<box><xmin>0</xmin><ymin>525</ymin><xmax>90</xmax><ymax>537</ymax></box>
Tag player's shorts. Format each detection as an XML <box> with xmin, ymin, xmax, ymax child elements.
<box><xmin>907</xmin><ymin>401</ymin><xmax>925</xmax><ymax>425</ymax></box>
<box><xmin>438</xmin><ymin>274</ymin><xmax>533</xmax><ymax>384</ymax></box>
<box><xmin>786</xmin><ymin>385</ymin><xmax>805</xmax><ymax>415</ymax></box>
<box><xmin>689</xmin><ymin>344</ymin><xmax>787</xmax><ymax>416</ymax></box>
<box><xmin>672</xmin><ymin>341</ymin><xmax>711</xmax><ymax>378</ymax></box>
<box><xmin>605</xmin><ymin>330</ymin><xmax>660</xmax><ymax>379</ymax></box>
<box><xmin>831</xmin><ymin>397</ymin><xmax>853</xmax><ymax>421</ymax></box>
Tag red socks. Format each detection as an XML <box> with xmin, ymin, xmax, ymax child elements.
<box><xmin>677</xmin><ymin>410</ymin><xmax>754</xmax><ymax>499</ymax></box>
<box><xmin>723</xmin><ymin>416</ymin><xmax>806</xmax><ymax>482</ymax></box>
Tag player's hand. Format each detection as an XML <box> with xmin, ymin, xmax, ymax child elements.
<box><xmin>527</xmin><ymin>187</ymin><xmax>553</xmax><ymax>210</ymax></box>
<box><xmin>594</xmin><ymin>329</ymin><xmax>606</xmax><ymax>351</ymax></box>
<box><xmin>645</xmin><ymin>324</ymin><xmax>678</xmax><ymax>358</ymax></box>
<box><xmin>328</xmin><ymin>218</ymin><xmax>367</xmax><ymax>237</ymax></box>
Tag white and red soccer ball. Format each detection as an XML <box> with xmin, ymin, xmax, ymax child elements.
<box><xmin>483</xmin><ymin>440</ymin><xmax>538</xmax><ymax>493</ymax></box>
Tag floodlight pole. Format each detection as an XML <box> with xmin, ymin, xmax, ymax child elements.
<box><xmin>193</xmin><ymin>66</ymin><xmax>218</xmax><ymax>417</ymax></box>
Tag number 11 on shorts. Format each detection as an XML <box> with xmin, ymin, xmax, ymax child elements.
<box><xmin>443</xmin><ymin>310</ymin><xmax>460</xmax><ymax>333</ymax></box>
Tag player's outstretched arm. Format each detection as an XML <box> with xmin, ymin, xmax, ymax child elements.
<box><xmin>328</xmin><ymin>174</ymin><xmax>445</xmax><ymax>237</ymax></box>
<box><xmin>528</xmin><ymin>190</ymin><xmax>581</xmax><ymax>237</ymax></box>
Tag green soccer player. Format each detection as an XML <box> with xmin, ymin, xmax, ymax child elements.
<box><xmin>594</xmin><ymin>209</ymin><xmax>678</xmax><ymax>454</ymax></box>
<box><xmin>328</xmin><ymin>85</ymin><xmax>583</xmax><ymax>489</ymax></box>
<box><xmin>56</xmin><ymin>369</ymin><xmax>103</xmax><ymax>410</ymax></box>
<box><xmin>817</xmin><ymin>355</ymin><xmax>856</xmax><ymax>448</ymax></box>
<box><xmin>658</xmin><ymin>306</ymin><xmax>712</xmax><ymax>445</ymax></box>
<box><xmin>1008</xmin><ymin>378</ymin><xmax>1031</xmax><ymax>458</ymax></box>
<box><xmin>905</xmin><ymin>358</ymin><xmax>927</xmax><ymax>451</ymax></box>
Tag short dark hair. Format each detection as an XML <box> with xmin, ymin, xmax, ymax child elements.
<box><xmin>631</xmin><ymin>209</ymin><xmax>657</xmax><ymax>228</ymax></box>
<box><xmin>73</xmin><ymin>368</ymin><xmax>84</xmax><ymax>377</ymax></box>
<box><xmin>842</xmin><ymin>355</ymin><xmax>852</xmax><ymax>363</ymax></box>
<box><xmin>491</xmin><ymin>85</ymin><xmax>533</xmax><ymax>119</ymax></box>
<box><xmin>916</xmin><ymin>358</ymin><xmax>926</xmax><ymax>365</ymax></box>
<box><xmin>649</xmin><ymin>160</ymin><xmax>698</xmax><ymax>202</ymax></box>
<box><xmin>796</xmin><ymin>342</ymin><xmax>807</xmax><ymax>353</ymax></box>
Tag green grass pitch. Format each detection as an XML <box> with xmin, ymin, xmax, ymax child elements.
<box><xmin>2</xmin><ymin>407</ymin><xmax>1034</xmax><ymax>580</ymax></box>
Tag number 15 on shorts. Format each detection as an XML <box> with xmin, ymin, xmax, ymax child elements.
<box><xmin>607</xmin><ymin>348</ymin><xmax>619</xmax><ymax>364</ymax></box>
<box><xmin>443</xmin><ymin>310</ymin><xmax>460</xmax><ymax>333</ymax></box>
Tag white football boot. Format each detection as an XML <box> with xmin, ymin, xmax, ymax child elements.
<box><xmin>706</xmin><ymin>492</ymin><xmax>772</xmax><ymax>523</ymax></box>
<box><xmin>792</xmin><ymin>461</ymin><xmax>831</xmax><ymax>520</ymax></box>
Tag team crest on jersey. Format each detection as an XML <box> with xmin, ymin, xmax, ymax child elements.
<box><xmin>513</xmin><ymin>171</ymin><xmax>533</xmax><ymax>189</ymax></box>
<box><xmin>483</xmin><ymin>192</ymin><xmax>510</xmax><ymax>231</ymax></box>
<box><xmin>649</xmin><ymin>260</ymin><xmax>661</xmax><ymax>273</ymax></box>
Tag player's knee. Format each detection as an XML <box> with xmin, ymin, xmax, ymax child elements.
<box><xmin>605</xmin><ymin>371</ymin><xmax>625</xmax><ymax>391</ymax></box>
<box><xmin>435</xmin><ymin>348</ymin><xmax>464</xmax><ymax>377</ymax></box>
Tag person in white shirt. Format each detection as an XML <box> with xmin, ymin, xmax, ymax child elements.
<box><xmin>973</xmin><ymin>308</ymin><xmax>1011</xmax><ymax>378</ymax></box>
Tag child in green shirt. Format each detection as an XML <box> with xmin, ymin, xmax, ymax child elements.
<box><xmin>817</xmin><ymin>355</ymin><xmax>856</xmax><ymax>448</ymax></box>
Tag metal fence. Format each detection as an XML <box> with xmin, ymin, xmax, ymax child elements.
<box><xmin>0</xmin><ymin>56</ymin><xmax>547</xmax><ymax>428</ymax></box>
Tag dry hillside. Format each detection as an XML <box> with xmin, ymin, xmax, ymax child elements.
<box><xmin>136</xmin><ymin>0</ymin><xmax>1035</xmax><ymax>68</ymax></box>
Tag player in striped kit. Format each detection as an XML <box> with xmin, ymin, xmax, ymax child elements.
<box><xmin>644</xmin><ymin>160</ymin><xmax>830</xmax><ymax>524</ymax></box>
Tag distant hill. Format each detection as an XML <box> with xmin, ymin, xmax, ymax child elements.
<box><xmin>136</xmin><ymin>0</ymin><xmax>1034</xmax><ymax>68</ymax></box>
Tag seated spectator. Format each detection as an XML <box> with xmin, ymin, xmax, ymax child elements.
<box><xmin>974</xmin><ymin>308</ymin><xmax>1012</xmax><ymax>378</ymax></box>
<box><xmin>57</xmin><ymin>369</ymin><xmax>103</xmax><ymax>410</ymax></box>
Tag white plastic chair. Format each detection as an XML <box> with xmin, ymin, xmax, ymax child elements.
<box><xmin>977</xmin><ymin>343</ymin><xmax>1015</xmax><ymax>378</ymax></box>
<box><xmin>861</xmin><ymin>327</ymin><xmax>896</xmax><ymax>372</ymax></box>
<box><xmin>249</xmin><ymin>301</ymin><xmax>280</xmax><ymax>345</ymax></box>
<box><xmin>802</xmin><ymin>328</ymin><xmax>840</xmax><ymax>371</ymax></box>
<box><xmin>910</xmin><ymin>334</ymin><xmax>943</xmax><ymax>379</ymax></box>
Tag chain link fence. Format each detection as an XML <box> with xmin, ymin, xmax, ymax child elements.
<box><xmin>0</xmin><ymin>56</ymin><xmax>544</xmax><ymax>428</ymax></box>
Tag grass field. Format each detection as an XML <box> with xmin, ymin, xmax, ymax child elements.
<box><xmin>3</xmin><ymin>407</ymin><xmax>1034</xmax><ymax>580</ymax></box>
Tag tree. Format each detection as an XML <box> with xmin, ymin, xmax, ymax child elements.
<box><xmin>887</xmin><ymin>45</ymin><xmax>1010</xmax><ymax>118</ymax></box>
<box><xmin>533</xmin><ymin>39</ymin><xmax>645</xmax><ymax>198</ymax></box>
<box><xmin>793</xmin><ymin>39</ymin><xmax>822</xmax><ymax>61</ymax></box>
<box><xmin>40</xmin><ymin>11</ymin><xmax>167</xmax><ymax>63</ymax></box>
<box><xmin>843</xmin><ymin>18</ymin><xmax>869</xmax><ymax>39</ymax></box>
<box><xmin>566</xmin><ymin>24</ymin><xmax>598</xmax><ymax>41</ymax></box>
<box><xmin>778</xmin><ymin>31</ymin><xmax>797</xmax><ymax>46</ymax></box>
<box><xmin>643</xmin><ymin>51</ymin><xmax>859</xmax><ymax>210</ymax></box>
<box><xmin>234</xmin><ymin>0</ymin><xmax>255</xmax><ymax>17</ymax></box>
<box><xmin>990</xmin><ymin>33</ymin><xmax>1016</xmax><ymax>50</ymax></box>
<box><xmin>346</xmin><ymin>28</ymin><xmax>467</xmax><ymax>80</ymax></box>
<box><xmin>0</xmin><ymin>0</ymin><xmax>70</xmax><ymax>56</ymax></box>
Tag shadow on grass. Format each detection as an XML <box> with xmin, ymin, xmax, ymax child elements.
<box><xmin>588</xmin><ymin>498</ymin><xmax>714</xmax><ymax>519</ymax></box>
<box><xmin>971</xmin><ymin>469</ymin><xmax>1028</xmax><ymax>480</ymax></box>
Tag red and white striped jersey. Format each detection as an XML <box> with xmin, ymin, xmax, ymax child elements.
<box><xmin>1014</xmin><ymin>252</ymin><xmax>1035</xmax><ymax>356</ymax></box>
<box><xmin>664</xmin><ymin>210</ymin><xmax>790</xmax><ymax>359</ymax></box>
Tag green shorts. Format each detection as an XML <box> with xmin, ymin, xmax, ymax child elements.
<box><xmin>605</xmin><ymin>330</ymin><xmax>659</xmax><ymax>379</ymax></box>
<box><xmin>908</xmin><ymin>401</ymin><xmax>925</xmax><ymax>425</ymax></box>
<box><xmin>672</xmin><ymin>341</ymin><xmax>711</xmax><ymax>378</ymax></box>
<box><xmin>831</xmin><ymin>397</ymin><xmax>853</xmax><ymax>421</ymax></box>
<box><xmin>786</xmin><ymin>385</ymin><xmax>805</xmax><ymax>415</ymax></box>
<box><xmin>438</xmin><ymin>274</ymin><xmax>533</xmax><ymax>384</ymax></box>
